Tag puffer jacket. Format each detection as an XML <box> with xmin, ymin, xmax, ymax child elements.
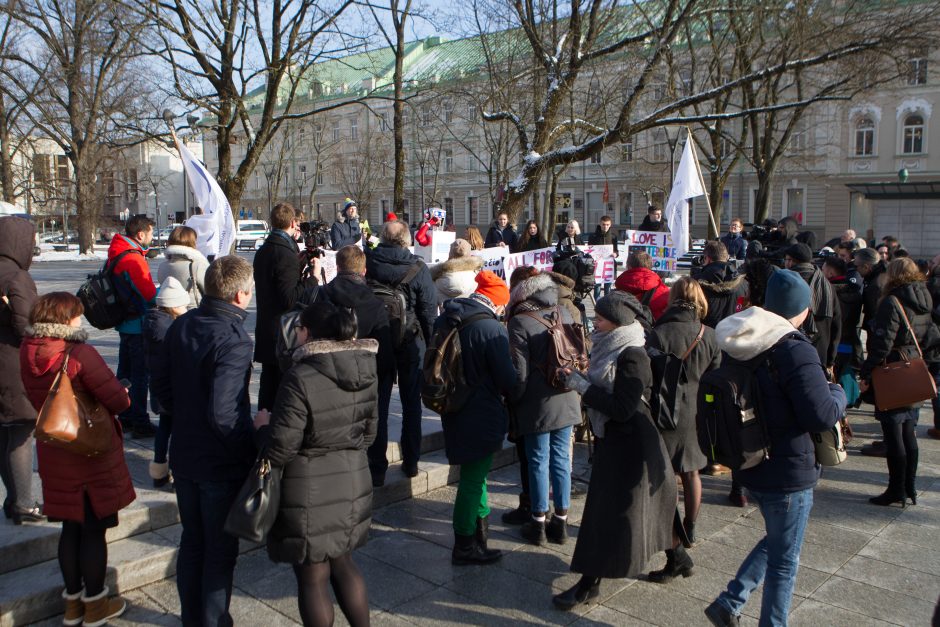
<box><xmin>507</xmin><ymin>274</ymin><xmax>582</xmax><ymax>436</ymax></box>
<box><xmin>107</xmin><ymin>234</ymin><xmax>157</xmax><ymax>334</ymax></box>
<box><xmin>614</xmin><ymin>267</ymin><xmax>669</xmax><ymax>320</ymax></box>
<box><xmin>142</xmin><ymin>308</ymin><xmax>176</xmax><ymax>414</ymax></box>
<box><xmin>861</xmin><ymin>281</ymin><xmax>940</xmax><ymax>382</ymax></box>
<box><xmin>0</xmin><ymin>216</ymin><xmax>38</xmax><ymax>425</ymax></box>
<box><xmin>266</xmin><ymin>339</ymin><xmax>378</xmax><ymax>564</ymax></box>
<box><xmin>157</xmin><ymin>245</ymin><xmax>209</xmax><ymax>309</ymax></box>
<box><xmin>693</xmin><ymin>261</ymin><xmax>748</xmax><ymax>328</ymax></box>
<box><xmin>20</xmin><ymin>323</ymin><xmax>135</xmax><ymax>521</ymax></box>
<box><xmin>431</xmin><ymin>256</ymin><xmax>483</xmax><ymax>307</ymax></box>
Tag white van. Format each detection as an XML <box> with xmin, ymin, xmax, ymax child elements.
<box><xmin>235</xmin><ymin>219</ymin><xmax>269</xmax><ymax>250</ymax></box>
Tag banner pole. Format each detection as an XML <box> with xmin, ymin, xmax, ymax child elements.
<box><xmin>687</xmin><ymin>126</ymin><xmax>720</xmax><ymax>239</ymax></box>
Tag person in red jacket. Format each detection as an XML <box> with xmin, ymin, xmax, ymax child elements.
<box><xmin>107</xmin><ymin>214</ymin><xmax>157</xmax><ymax>438</ymax></box>
<box><xmin>614</xmin><ymin>251</ymin><xmax>670</xmax><ymax>320</ymax></box>
<box><xmin>20</xmin><ymin>292</ymin><xmax>134</xmax><ymax>626</ymax></box>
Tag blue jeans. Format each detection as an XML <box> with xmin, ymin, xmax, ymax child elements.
<box><xmin>716</xmin><ymin>487</ymin><xmax>814</xmax><ymax>626</ymax></box>
<box><xmin>369</xmin><ymin>338</ymin><xmax>425</xmax><ymax>474</ymax></box>
<box><xmin>117</xmin><ymin>332</ymin><xmax>150</xmax><ymax>427</ymax></box>
<box><xmin>174</xmin><ymin>477</ymin><xmax>243</xmax><ymax>627</ymax></box>
<box><xmin>593</xmin><ymin>282</ymin><xmax>611</xmax><ymax>301</ymax></box>
<box><xmin>523</xmin><ymin>426</ymin><xmax>573</xmax><ymax>514</ymax></box>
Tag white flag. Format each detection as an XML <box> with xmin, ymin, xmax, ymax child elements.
<box><xmin>173</xmin><ymin>138</ymin><xmax>235</xmax><ymax>258</ymax></box>
<box><xmin>665</xmin><ymin>137</ymin><xmax>706</xmax><ymax>258</ymax></box>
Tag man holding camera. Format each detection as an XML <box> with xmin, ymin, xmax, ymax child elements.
<box><xmin>253</xmin><ymin>202</ymin><xmax>319</xmax><ymax>412</ymax></box>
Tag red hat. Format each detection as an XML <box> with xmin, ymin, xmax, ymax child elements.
<box><xmin>474</xmin><ymin>270</ymin><xmax>510</xmax><ymax>306</ymax></box>
<box><xmin>385</xmin><ymin>212</ymin><xmax>398</xmax><ymax>222</ymax></box>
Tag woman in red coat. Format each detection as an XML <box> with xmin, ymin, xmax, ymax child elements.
<box><xmin>20</xmin><ymin>292</ymin><xmax>134</xmax><ymax>626</ymax></box>
<box><xmin>614</xmin><ymin>250</ymin><xmax>670</xmax><ymax>320</ymax></box>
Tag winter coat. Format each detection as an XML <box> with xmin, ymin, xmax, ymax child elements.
<box><xmin>507</xmin><ymin>274</ymin><xmax>582</xmax><ymax>437</ymax></box>
<box><xmin>484</xmin><ymin>222</ymin><xmax>519</xmax><ymax>250</ymax></box>
<box><xmin>107</xmin><ymin>234</ymin><xmax>157</xmax><ymax>334</ymax></box>
<box><xmin>517</xmin><ymin>234</ymin><xmax>550</xmax><ymax>252</ymax></box>
<box><xmin>431</xmin><ymin>256</ymin><xmax>483</xmax><ymax>307</ymax></box>
<box><xmin>323</xmin><ymin>272</ymin><xmax>394</xmax><ymax>375</ymax></box>
<box><xmin>765</xmin><ymin>217</ymin><xmax>800</xmax><ymax>258</ymax></box>
<box><xmin>253</xmin><ymin>230</ymin><xmax>317</xmax><ymax>364</ymax></box>
<box><xmin>637</xmin><ymin>216</ymin><xmax>670</xmax><ymax>232</ymax></box>
<box><xmin>365</xmin><ymin>244</ymin><xmax>438</xmax><ymax>343</ymax></box>
<box><xmin>717</xmin><ymin>307</ymin><xmax>846</xmax><ymax>492</ymax></box>
<box><xmin>152</xmin><ymin>297</ymin><xmax>260</xmax><ymax>482</ymax></box>
<box><xmin>266</xmin><ymin>339</ymin><xmax>378</xmax><ymax>564</ymax></box>
<box><xmin>142</xmin><ymin>308</ymin><xmax>176</xmax><ymax>415</ymax></box>
<box><xmin>720</xmin><ymin>232</ymin><xmax>747</xmax><ymax>260</ymax></box>
<box><xmin>791</xmin><ymin>262</ymin><xmax>841</xmax><ymax>369</ymax></box>
<box><xmin>571</xmin><ymin>346</ymin><xmax>675</xmax><ymax>578</ymax></box>
<box><xmin>544</xmin><ymin>271</ymin><xmax>587</xmax><ymax>330</ymax></box>
<box><xmin>20</xmin><ymin>324</ymin><xmax>135</xmax><ymax>522</ymax></box>
<box><xmin>861</xmin><ymin>261</ymin><xmax>888</xmax><ymax>334</ymax></box>
<box><xmin>614</xmin><ymin>267</ymin><xmax>669</xmax><ymax>320</ymax></box>
<box><xmin>157</xmin><ymin>245</ymin><xmax>209</xmax><ymax>309</ymax></box>
<box><xmin>330</xmin><ymin>217</ymin><xmax>362</xmax><ymax>251</ymax></box>
<box><xmin>830</xmin><ymin>275</ymin><xmax>863</xmax><ymax>370</ymax></box>
<box><xmin>650</xmin><ymin>305</ymin><xmax>721</xmax><ymax>472</ymax></box>
<box><xmin>588</xmin><ymin>226</ymin><xmax>620</xmax><ymax>255</ymax></box>
<box><xmin>434</xmin><ymin>297</ymin><xmax>517</xmax><ymax>465</ymax></box>
<box><xmin>556</xmin><ymin>235</ymin><xmax>583</xmax><ymax>253</ymax></box>
<box><xmin>693</xmin><ymin>261</ymin><xmax>748</xmax><ymax>328</ymax></box>
<box><xmin>0</xmin><ymin>217</ymin><xmax>38</xmax><ymax>425</ymax></box>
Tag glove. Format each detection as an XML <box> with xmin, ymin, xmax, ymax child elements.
<box><xmin>562</xmin><ymin>370</ymin><xmax>591</xmax><ymax>395</ymax></box>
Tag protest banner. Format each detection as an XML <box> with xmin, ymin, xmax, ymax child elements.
<box><xmin>580</xmin><ymin>244</ymin><xmax>617</xmax><ymax>283</ymax></box>
<box><xmin>472</xmin><ymin>247</ymin><xmax>510</xmax><ymax>279</ymax></box>
<box><xmin>504</xmin><ymin>247</ymin><xmax>555</xmax><ymax>277</ymax></box>
<box><xmin>623</xmin><ymin>230</ymin><xmax>678</xmax><ymax>272</ymax></box>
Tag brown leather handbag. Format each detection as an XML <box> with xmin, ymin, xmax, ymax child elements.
<box><xmin>34</xmin><ymin>346</ymin><xmax>115</xmax><ymax>457</ymax></box>
<box><xmin>871</xmin><ymin>297</ymin><xmax>938</xmax><ymax>412</ymax></box>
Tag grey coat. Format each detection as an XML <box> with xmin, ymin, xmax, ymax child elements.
<box><xmin>157</xmin><ymin>245</ymin><xmax>209</xmax><ymax>309</ymax></box>
<box><xmin>266</xmin><ymin>339</ymin><xmax>378</xmax><ymax>564</ymax></box>
<box><xmin>507</xmin><ymin>274</ymin><xmax>582</xmax><ymax>436</ymax></box>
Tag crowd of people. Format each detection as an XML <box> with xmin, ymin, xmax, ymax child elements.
<box><xmin>1</xmin><ymin>205</ymin><xmax>939</xmax><ymax>627</ymax></box>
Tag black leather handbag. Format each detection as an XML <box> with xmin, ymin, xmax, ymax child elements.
<box><xmin>223</xmin><ymin>456</ymin><xmax>282</xmax><ymax>543</ymax></box>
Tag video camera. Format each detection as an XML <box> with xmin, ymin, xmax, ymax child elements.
<box><xmin>298</xmin><ymin>221</ymin><xmax>331</xmax><ymax>281</ymax></box>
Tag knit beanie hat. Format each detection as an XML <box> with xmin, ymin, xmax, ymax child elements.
<box><xmin>385</xmin><ymin>211</ymin><xmax>398</xmax><ymax>222</ymax></box>
<box><xmin>156</xmin><ymin>276</ymin><xmax>190</xmax><ymax>309</ymax></box>
<box><xmin>764</xmin><ymin>269</ymin><xmax>811</xmax><ymax>320</ymax></box>
<box><xmin>343</xmin><ymin>198</ymin><xmax>357</xmax><ymax>215</ymax></box>
<box><xmin>594</xmin><ymin>290</ymin><xmax>638</xmax><ymax>327</ymax></box>
<box><xmin>853</xmin><ymin>247</ymin><xmax>879</xmax><ymax>266</ymax></box>
<box><xmin>474</xmin><ymin>270</ymin><xmax>510</xmax><ymax>306</ymax></box>
<box><xmin>449</xmin><ymin>238</ymin><xmax>472</xmax><ymax>259</ymax></box>
<box><xmin>784</xmin><ymin>243</ymin><xmax>813</xmax><ymax>264</ymax></box>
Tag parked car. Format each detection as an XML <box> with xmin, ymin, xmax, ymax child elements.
<box><xmin>153</xmin><ymin>223</ymin><xmax>184</xmax><ymax>248</ymax></box>
<box><xmin>235</xmin><ymin>219</ymin><xmax>269</xmax><ymax>250</ymax></box>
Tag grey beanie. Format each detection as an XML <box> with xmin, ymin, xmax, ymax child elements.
<box><xmin>595</xmin><ymin>291</ymin><xmax>638</xmax><ymax>327</ymax></box>
<box><xmin>156</xmin><ymin>276</ymin><xmax>190</xmax><ymax>309</ymax></box>
<box><xmin>853</xmin><ymin>247</ymin><xmax>879</xmax><ymax>266</ymax></box>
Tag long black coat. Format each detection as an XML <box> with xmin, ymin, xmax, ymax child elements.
<box><xmin>266</xmin><ymin>339</ymin><xmax>378</xmax><ymax>564</ymax></box>
<box><xmin>324</xmin><ymin>272</ymin><xmax>394</xmax><ymax>375</ymax></box>
<box><xmin>0</xmin><ymin>217</ymin><xmax>38</xmax><ymax>425</ymax></box>
<box><xmin>861</xmin><ymin>281</ymin><xmax>940</xmax><ymax>384</ymax></box>
<box><xmin>571</xmin><ymin>347</ymin><xmax>676</xmax><ymax>579</ymax></box>
<box><xmin>253</xmin><ymin>231</ymin><xmax>317</xmax><ymax>364</ymax></box>
<box><xmin>650</xmin><ymin>306</ymin><xmax>721</xmax><ymax>472</ymax></box>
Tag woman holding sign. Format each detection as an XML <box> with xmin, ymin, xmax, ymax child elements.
<box><xmin>518</xmin><ymin>220</ymin><xmax>550</xmax><ymax>252</ymax></box>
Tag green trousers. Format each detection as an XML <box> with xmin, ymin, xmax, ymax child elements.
<box><xmin>452</xmin><ymin>454</ymin><xmax>493</xmax><ymax>536</ymax></box>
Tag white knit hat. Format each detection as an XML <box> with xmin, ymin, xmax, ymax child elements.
<box><xmin>156</xmin><ymin>276</ymin><xmax>190</xmax><ymax>309</ymax></box>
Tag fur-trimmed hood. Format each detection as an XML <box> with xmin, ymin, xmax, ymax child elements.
<box><xmin>700</xmin><ymin>273</ymin><xmax>746</xmax><ymax>294</ymax></box>
<box><xmin>163</xmin><ymin>244</ymin><xmax>209</xmax><ymax>264</ymax></box>
<box><xmin>430</xmin><ymin>255</ymin><xmax>483</xmax><ymax>281</ymax></box>
<box><xmin>291</xmin><ymin>338</ymin><xmax>378</xmax><ymax>392</ymax></box>
<box><xmin>26</xmin><ymin>323</ymin><xmax>88</xmax><ymax>342</ymax></box>
<box><xmin>509</xmin><ymin>273</ymin><xmax>558</xmax><ymax>311</ymax></box>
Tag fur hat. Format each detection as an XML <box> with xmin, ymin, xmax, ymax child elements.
<box><xmin>156</xmin><ymin>276</ymin><xmax>190</xmax><ymax>309</ymax></box>
<box><xmin>474</xmin><ymin>270</ymin><xmax>510</xmax><ymax>306</ymax></box>
<box><xmin>764</xmin><ymin>269</ymin><xmax>810</xmax><ymax>320</ymax></box>
<box><xmin>449</xmin><ymin>238</ymin><xmax>472</xmax><ymax>259</ymax></box>
<box><xmin>784</xmin><ymin>243</ymin><xmax>813</xmax><ymax>264</ymax></box>
<box><xmin>594</xmin><ymin>290</ymin><xmax>638</xmax><ymax>327</ymax></box>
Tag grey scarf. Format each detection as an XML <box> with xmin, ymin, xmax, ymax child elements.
<box><xmin>585</xmin><ymin>322</ymin><xmax>645</xmax><ymax>437</ymax></box>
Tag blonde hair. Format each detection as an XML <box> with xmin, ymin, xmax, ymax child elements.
<box><xmin>669</xmin><ymin>276</ymin><xmax>709</xmax><ymax>320</ymax></box>
<box><xmin>464</xmin><ymin>226</ymin><xmax>484</xmax><ymax>250</ymax></box>
<box><xmin>566</xmin><ymin>220</ymin><xmax>581</xmax><ymax>236</ymax></box>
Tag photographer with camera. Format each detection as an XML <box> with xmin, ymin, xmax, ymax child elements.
<box><xmin>253</xmin><ymin>202</ymin><xmax>320</xmax><ymax>413</ymax></box>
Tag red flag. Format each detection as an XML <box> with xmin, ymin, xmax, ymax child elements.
<box><xmin>602</xmin><ymin>181</ymin><xmax>609</xmax><ymax>203</ymax></box>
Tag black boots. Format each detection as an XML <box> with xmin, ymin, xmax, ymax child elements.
<box><xmin>552</xmin><ymin>576</ymin><xmax>601</xmax><ymax>610</ymax></box>
<box><xmin>683</xmin><ymin>518</ymin><xmax>696</xmax><ymax>545</ymax></box>
<box><xmin>475</xmin><ymin>515</ymin><xmax>491</xmax><ymax>550</ymax></box>
<box><xmin>520</xmin><ymin>517</ymin><xmax>547</xmax><ymax>545</ymax></box>
<box><xmin>704</xmin><ymin>600</ymin><xmax>740</xmax><ymax>626</ymax></box>
<box><xmin>648</xmin><ymin>546</ymin><xmax>694</xmax><ymax>583</ymax></box>
<box><xmin>869</xmin><ymin>455</ymin><xmax>907</xmax><ymax>508</ymax></box>
<box><xmin>905</xmin><ymin>449</ymin><xmax>919</xmax><ymax>505</ymax></box>
<box><xmin>545</xmin><ymin>515</ymin><xmax>568</xmax><ymax>545</ymax></box>
<box><xmin>452</xmin><ymin>529</ymin><xmax>502</xmax><ymax>566</ymax></box>
<box><xmin>501</xmin><ymin>493</ymin><xmax>531</xmax><ymax>525</ymax></box>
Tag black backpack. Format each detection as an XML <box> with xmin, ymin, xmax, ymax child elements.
<box><xmin>646</xmin><ymin>324</ymin><xmax>704</xmax><ymax>431</ymax></box>
<box><xmin>275</xmin><ymin>286</ymin><xmax>331</xmax><ymax>372</ymax></box>
<box><xmin>369</xmin><ymin>261</ymin><xmax>424</xmax><ymax>348</ymax></box>
<box><xmin>76</xmin><ymin>249</ymin><xmax>140</xmax><ymax>330</ymax></box>
<box><xmin>422</xmin><ymin>312</ymin><xmax>491</xmax><ymax>415</ymax></box>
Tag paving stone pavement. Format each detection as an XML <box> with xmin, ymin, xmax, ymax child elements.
<box><xmin>14</xmin><ymin>259</ymin><xmax>940</xmax><ymax>625</ymax></box>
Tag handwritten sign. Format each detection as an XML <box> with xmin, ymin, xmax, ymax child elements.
<box><xmin>504</xmin><ymin>247</ymin><xmax>556</xmax><ymax>277</ymax></box>
<box><xmin>580</xmin><ymin>244</ymin><xmax>618</xmax><ymax>283</ymax></box>
<box><xmin>623</xmin><ymin>230</ymin><xmax>678</xmax><ymax>272</ymax></box>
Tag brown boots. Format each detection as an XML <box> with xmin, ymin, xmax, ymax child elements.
<box><xmin>81</xmin><ymin>586</ymin><xmax>127</xmax><ymax>626</ymax></box>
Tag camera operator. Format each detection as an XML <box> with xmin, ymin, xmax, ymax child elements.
<box><xmin>253</xmin><ymin>202</ymin><xmax>320</xmax><ymax>412</ymax></box>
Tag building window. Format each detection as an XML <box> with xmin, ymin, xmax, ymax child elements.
<box><xmin>621</xmin><ymin>138</ymin><xmax>633</xmax><ymax>162</ymax></box>
<box><xmin>651</xmin><ymin>130</ymin><xmax>667</xmax><ymax>162</ymax></box>
<box><xmin>590</xmin><ymin>151</ymin><xmax>602</xmax><ymax>164</ymax></box>
<box><xmin>908</xmin><ymin>49</ymin><xmax>928</xmax><ymax>86</ymax></box>
<box><xmin>314</xmin><ymin>124</ymin><xmax>323</xmax><ymax>144</ymax></box>
<box><xmin>332</xmin><ymin>123</ymin><xmax>341</xmax><ymax>143</ymax></box>
<box><xmin>126</xmin><ymin>169</ymin><xmax>138</xmax><ymax>199</ymax></box>
<box><xmin>379</xmin><ymin>111</ymin><xmax>390</xmax><ymax>131</ymax></box>
<box><xmin>443</xmin><ymin>100</ymin><xmax>454</xmax><ymax>124</ymax></box>
<box><xmin>467</xmin><ymin>103</ymin><xmax>478</xmax><ymax>122</ymax></box>
<box><xmin>316</xmin><ymin>165</ymin><xmax>324</xmax><ymax>186</ymax></box>
<box><xmin>619</xmin><ymin>191</ymin><xmax>632</xmax><ymax>225</ymax></box>
<box><xmin>785</xmin><ymin>188</ymin><xmax>805</xmax><ymax>224</ymax></box>
<box><xmin>350</xmin><ymin>119</ymin><xmax>358</xmax><ymax>141</ymax></box>
<box><xmin>467</xmin><ymin>196</ymin><xmax>478</xmax><ymax>224</ymax></box>
<box><xmin>443</xmin><ymin>149</ymin><xmax>453</xmax><ymax>173</ymax></box>
<box><xmin>421</xmin><ymin>105</ymin><xmax>432</xmax><ymax>127</ymax></box>
<box><xmin>902</xmin><ymin>114</ymin><xmax>924</xmax><ymax>154</ymax></box>
<box><xmin>788</xmin><ymin>125</ymin><xmax>806</xmax><ymax>154</ymax></box>
<box><xmin>444</xmin><ymin>197</ymin><xmax>453</xmax><ymax>214</ymax></box>
<box><xmin>854</xmin><ymin>117</ymin><xmax>875</xmax><ymax>156</ymax></box>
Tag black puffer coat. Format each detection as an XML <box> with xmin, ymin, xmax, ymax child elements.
<box><xmin>365</xmin><ymin>244</ymin><xmax>438</xmax><ymax>343</ymax></box>
<box><xmin>693</xmin><ymin>261</ymin><xmax>747</xmax><ymax>328</ymax></box>
<box><xmin>323</xmin><ymin>272</ymin><xmax>394</xmax><ymax>376</ymax></box>
<box><xmin>861</xmin><ymin>261</ymin><xmax>888</xmax><ymax>335</ymax></box>
<box><xmin>0</xmin><ymin>217</ymin><xmax>38</xmax><ymax>425</ymax></box>
<box><xmin>142</xmin><ymin>308</ymin><xmax>175</xmax><ymax>415</ymax></box>
<box><xmin>830</xmin><ymin>275</ymin><xmax>863</xmax><ymax>370</ymax></box>
<box><xmin>266</xmin><ymin>339</ymin><xmax>379</xmax><ymax>564</ymax></box>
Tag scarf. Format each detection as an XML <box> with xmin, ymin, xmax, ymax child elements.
<box><xmin>585</xmin><ymin>321</ymin><xmax>645</xmax><ymax>437</ymax></box>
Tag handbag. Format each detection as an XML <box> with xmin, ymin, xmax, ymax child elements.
<box><xmin>223</xmin><ymin>454</ymin><xmax>282</xmax><ymax>543</ymax></box>
<box><xmin>871</xmin><ymin>297</ymin><xmax>938</xmax><ymax>412</ymax></box>
<box><xmin>34</xmin><ymin>346</ymin><xmax>115</xmax><ymax>457</ymax></box>
<box><xmin>811</xmin><ymin>424</ymin><xmax>847</xmax><ymax>466</ymax></box>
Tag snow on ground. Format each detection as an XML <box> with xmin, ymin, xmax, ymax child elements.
<box><xmin>34</xmin><ymin>246</ymin><xmax>109</xmax><ymax>262</ymax></box>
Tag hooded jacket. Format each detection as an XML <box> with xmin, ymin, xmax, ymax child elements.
<box><xmin>693</xmin><ymin>261</ymin><xmax>748</xmax><ymax>328</ymax></box>
<box><xmin>614</xmin><ymin>267</ymin><xmax>669</xmax><ymax>320</ymax></box>
<box><xmin>157</xmin><ymin>244</ymin><xmax>210</xmax><ymax>309</ymax></box>
<box><xmin>637</xmin><ymin>216</ymin><xmax>670</xmax><ymax>232</ymax></box>
<box><xmin>431</xmin><ymin>255</ymin><xmax>483</xmax><ymax>307</ymax></box>
<box><xmin>365</xmin><ymin>244</ymin><xmax>438</xmax><ymax>343</ymax></box>
<box><xmin>484</xmin><ymin>222</ymin><xmax>519</xmax><ymax>250</ymax></box>
<box><xmin>507</xmin><ymin>274</ymin><xmax>582</xmax><ymax>436</ymax></box>
<box><xmin>330</xmin><ymin>214</ymin><xmax>362</xmax><ymax>250</ymax></box>
<box><xmin>716</xmin><ymin>307</ymin><xmax>846</xmax><ymax>492</ymax></box>
<box><xmin>142</xmin><ymin>308</ymin><xmax>176</xmax><ymax>415</ymax></box>
<box><xmin>322</xmin><ymin>272</ymin><xmax>394</xmax><ymax>375</ymax></box>
<box><xmin>0</xmin><ymin>216</ymin><xmax>38</xmax><ymax>424</ymax></box>
<box><xmin>266</xmin><ymin>339</ymin><xmax>378</xmax><ymax>564</ymax></box>
<box><xmin>107</xmin><ymin>234</ymin><xmax>157</xmax><ymax>334</ymax></box>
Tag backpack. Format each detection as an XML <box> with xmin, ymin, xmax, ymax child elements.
<box><xmin>521</xmin><ymin>306</ymin><xmax>589</xmax><ymax>390</ymax></box>
<box><xmin>422</xmin><ymin>312</ymin><xmax>491</xmax><ymax>415</ymax></box>
<box><xmin>369</xmin><ymin>261</ymin><xmax>424</xmax><ymax>348</ymax></box>
<box><xmin>646</xmin><ymin>324</ymin><xmax>705</xmax><ymax>431</ymax></box>
<box><xmin>76</xmin><ymin>249</ymin><xmax>140</xmax><ymax>330</ymax></box>
<box><xmin>275</xmin><ymin>286</ymin><xmax>331</xmax><ymax>372</ymax></box>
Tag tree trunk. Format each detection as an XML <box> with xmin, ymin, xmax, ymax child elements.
<box><xmin>707</xmin><ymin>169</ymin><xmax>724</xmax><ymax>240</ymax></box>
<box><xmin>74</xmin><ymin>160</ymin><xmax>97</xmax><ymax>254</ymax></box>
<box><xmin>0</xmin><ymin>124</ymin><xmax>14</xmax><ymax>204</ymax></box>
<box><xmin>754</xmin><ymin>168</ymin><xmax>774</xmax><ymax>225</ymax></box>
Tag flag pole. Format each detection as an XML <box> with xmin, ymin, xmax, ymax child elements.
<box><xmin>686</xmin><ymin>126</ymin><xmax>720</xmax><ymax>239</ymax></box>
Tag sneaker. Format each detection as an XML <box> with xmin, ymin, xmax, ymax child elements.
<box><xmin>131</xmin><ymin>422</ymin><xmax>157</xmax><ymax>439</ymax></box>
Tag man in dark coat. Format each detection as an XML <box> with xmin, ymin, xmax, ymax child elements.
<box><xmin>823</xmin><ymin>257</ymin><xmax>864</xmax><ymax>398</ymax></box>
<box><xmin>484</xmin><ymin>211</ymin><xmax>519</xmax><ymax>249</ymax></box>
<box><xmin>785</xmin><ymin>243</ymin><xmax>841</xmax><ymax>372</ymax></box>
<box><xmin>719</xmin><ymin>217</ymin><xmax>747</xmax><ymax>261</ymax></box>
<box><xmin>762</xmin><ymin>216</ymin><xmax>800</xmax><ymax>260</ymax></box>
<box><xmin>365</xmin><ymin>220</ymin><xmax>438</xmax><ymax>482</ymax></box>
<box><xmin>152</xmin><ymin>256</ymin><xmax>270</xmax><ymax>627</ymax></box>
<box><xmin>435</xmin><ymin>271</ymin><xmax>517</xmax><ymax>566</ymax></box>
<box><xmin>0</xmin><ymin>216</ymin><xmax>40</xmax><ymax>522</ymax></box>
<box><xmin>692</xmin><ymin>241</ymin><xmax>748</xmax><ymax>329</ymax></box>
<box><xmin>588</xmin><ymin>215</ymin><xmax>619</xmax><ymax>299</ymax></box>
<box><xmin>706</xmin><ymin>270</ymin><xmax>846</xmax><ymax>627</ymax></box>
<box><xmin>637</xmin><ymin>204</ymin><xmax>670</xmax><ymax>232</ymax></box>
<box><xmin>252</xmin><ymin>202</ymin><xmax>318</xmax><ymax>411</ymax></box>
<box><xmin>330</xmin><ymin>198</ymin><xmax>362</xmax><ymax>250</ymax></box>
<box><xmin>853</xmin><ymin>247</ymin><xmax>888</xmax><ymax>337</ymax></box>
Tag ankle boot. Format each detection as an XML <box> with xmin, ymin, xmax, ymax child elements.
<box><xmin>545</xmin><ymin>514</ymin><xmax>568</xmax><ymax>545</ymax></box>
<box><xmin>62</xmin><ymin>588</ymin><xmax>84</xmax><ymax>626</ymax></box>
<box><xmin>869</xmin><ymin>455</ymin><xmax>906</xmax><ymax>507</ymax></box>
<box><xmin>475</xmin><ymin>515</ymin><xmax>490</xmax><ymax>550</ymax></box>
<box><xmin>683</xmin><ymin>518</ymin><xmax>696</xmax><ymax>545</ymax></box>
<box><xmin>520</xmin><ymin>517</ymin><xmax>547</xmax><ymax>545</ymax></box>
<box><xmin>501</xmin><ymin>493</ymin><xmax>531</xmax><ymax>525</ymax></box>
<box><xmin>552</xmin><ymin>576</ymin><xmax>601</xmax><ymax>610</ymax></box>
<box><xmin>905</xmin><ymin>449</ymin><xmax>919</xmax><ymax>505</ymax></box>
<box><xmin>648</xmin><ymin>546</ymin><xmax>694</xmax><ymax>583</ymax></box>
<box><xmin>82</xmin><ymin>587</ymin><xmax>126</xmax><ymax>626</ymax></box>
<box><xmin>452</xmin><ymin>532</ymin><xmax>501</xmax><ymax>565</ymax></box>
<box><xmin>149</xmin><ymin>461</ymin><xmax>171</xmax><ymax>488</ymax></box>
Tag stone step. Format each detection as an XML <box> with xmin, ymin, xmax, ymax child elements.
<box><xmin>0</xmin><ymin>443</ymin><xmax>516</xmax><ymax>627</ymax></box>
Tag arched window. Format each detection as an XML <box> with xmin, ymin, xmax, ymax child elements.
<box><xmin>855</xmin><ymin>117</ymin><xmax>875</xmax><ymax>156</ymax></box>
<box><xmin>903</xmin><ymin>114</ymin><xmax>924</xmax><ymax>154</ymax></box>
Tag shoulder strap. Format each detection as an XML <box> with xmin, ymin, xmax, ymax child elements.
<box><xmin>396</xmin><ymin>260</ymin><xmax>424</xmax><ymax>288</ymax></box>
<box><xmin>60</xmin><ymin>344</ymin><xmax>76</xmax><ymax>373</ymax></box>
<box><xmin>106</xmin><ymin>248</ymin><xmax>140</xmax><ymax>275</ymax></box>
<box><xmin>520</xmin><ymin>307</ymin><xmax>556</xmax><ymax>330</ymax></box>
<box><xmin>456</xmin><ymin>312</ymin><xmax>492</xmax><ymax>329</ymax></box>
<box><xmin>641</xmin><ymin>287</ymin><xmax>656</xmax><ymax>307</ymax></box>
<box><xmin>892</xmin><ymin>296</ymin><xmax>923</xmax><ymax>358</ymax></box>
<box><xmin>680</xmin><ymin>324</ymin><xmax>705</xmax><ymax>361</ymax></box>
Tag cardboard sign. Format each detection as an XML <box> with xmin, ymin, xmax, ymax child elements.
<box><xmin>414</xmin><ymin>230</ymin><xmax>456</xmax><ymax>264</ymax></box>
<box><xmin>580</xmin><ymin>244</ymin><xmax>618</xmax><ymax>283</ymax></box>
<box><xmin>623</xmin><ymin>230</ymin><xmax>678</xmax><ymax>272</ymax></box>
<box><xmin>504</xmin><ymin>247</ymin><xmax>556</xmax><ymax>277</ymax></box>
<box><xmin>472</xmin><ymin>247</ymin><xmax>510</xmax><ymax>279</ymax></box>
